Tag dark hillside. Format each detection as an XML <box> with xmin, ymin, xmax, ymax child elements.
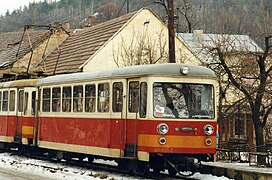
<box><xmin>0</xmin><ymin>0</ymin><xmax>271</xmax><ymax>45</ymax></box>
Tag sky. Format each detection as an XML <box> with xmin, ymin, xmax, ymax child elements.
<box><xmin>0</xmin><ymin>0</ymin><xmax>40</xmax><ymax>16</ymax></box>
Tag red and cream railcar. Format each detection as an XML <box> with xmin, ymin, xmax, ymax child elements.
<box><xmin>0</xmin><ymin>63</ymin><xmax>218</xmax><ymax>175</ymax></box>
<box><xmin>0</xmin><ymin>79</ymin><xmax>38</xmax><ymax>146</ymax></box>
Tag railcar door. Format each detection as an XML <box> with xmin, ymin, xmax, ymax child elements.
<box><xmin>124</xmin><ymin>79</ymin><xmax>140</xmax><ymax>158</ymax></box>
<box><xmin>15</xmin><ymin>89</ymin><xmax>24</xmax><ymax>143</ymax></box>
<box><xmin>16</xmin><ymin>88</ymin><xmax>37</xmax><ymax>145</ymax></box>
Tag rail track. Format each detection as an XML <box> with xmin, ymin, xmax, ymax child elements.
<box><xmin>4</xmin><ymin>149</ymin><xmax>200</xmax><ymax>180</ymax></box>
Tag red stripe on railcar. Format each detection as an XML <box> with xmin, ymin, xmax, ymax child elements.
<box><xmin>37</xmin><ymin>116</ymin><xmax>216</xmax><ymax>155</ymax></box>
<box><xmin>0</xmin><ymin>116</ymin><xmax>16</xmax><ymax>137</ymax></box>
<box><xmin>38</xmin><ymin>117</ymin><xmax>122</xmax><ymax>149</ymax></box>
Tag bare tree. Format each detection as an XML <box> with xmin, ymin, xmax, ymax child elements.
<box><xmin>199</xmin><ymin>34</ymin><xmax>272</xmax><ymax>154</ymax></box>
<box><xmin>96</xmin><ymin>2</ymin><xmax>125</xmax><ymax>21</ymax></box>
<box><xmin>175</xmin><ymin>0</ymin><xmax>205</xmax><ymax>33</ymax></box>
<box><xmin>113</xmin><ymin>29</ymin><xmax>168</xmax><ymax>67</ymax></box>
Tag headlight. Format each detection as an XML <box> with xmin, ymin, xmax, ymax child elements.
<box><xmin>205</xmin><ymin>138</ymin><xmax>212</xmax><ymax>146</ymax></box>
<box><xmin>180</xmin><ymin>66</ymin><xmax>190</xmax><ymax>75</ymax></box>
<box><xmin>157</xmin><ymin>123</ymin><xmax>169</xmax><ymax>135</ymax></box>
<box><xmin>159</xmin><ymin>137</ymin><xmax>167</xmax><ymax>145</ymax></box>
<box><xmin>203</xmin><ymin>124</ymin><xmax>214</xmax><ymax>136</ymax></box>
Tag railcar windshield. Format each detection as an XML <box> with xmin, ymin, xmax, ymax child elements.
<box><xmin>153</xmin><ymin>83</ymin><xmax>214</xmax><ymax>119</ymax></box>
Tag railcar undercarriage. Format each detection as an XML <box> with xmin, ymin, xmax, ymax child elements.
<box><xmin>0</xmin><ymin>141</ymin><xmax>214</xmax><ymax>177</ymax></box>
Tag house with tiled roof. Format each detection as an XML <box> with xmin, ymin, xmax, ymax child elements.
<box><xmin>0</xmin><ymin>25</ymin><xmax>69</xmax><ymax>79</ymax></box>
<box><xmin>177</xmin><ymin>30</ymin><xmax>263</xmax><ymax>63</ymax></box>
<box><xmin>35</xmin><ymin>8</ymin><xmax>200</xmax><ymax>75</ymax></box>
<box><xmin>177</xmin><ymin>30</ymin><xmax>265</xmax><ymax>149</ymax></box>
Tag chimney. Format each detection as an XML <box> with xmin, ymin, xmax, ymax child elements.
<box><xmin>63</xmin><ymin>22</ymin><xmax>70</xmax><ymax>31</ymax></box>
<box><xmin>88</xmin><ymin>16</ymin><xmax>96</xmax><ymax>27</ymax></box>
<box><xmin>193</xmin><ymin>30</ymin><xmax>204</xmax><ymax>40</ymax></box>
<box><xmin>54</xmin><ymin>22</ymin><xmax>62</xmax><ymax>34</ymax></box>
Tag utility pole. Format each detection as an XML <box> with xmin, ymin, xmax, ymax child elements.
<box><xmin>167</xmin><ymin>0</ymin><xmax>176</xmax><ymax>63</ymax></box>
<box><xmin>127</xmin><ymin>0</ymin><xmax>130</xmax><ymax>13</ymax></box>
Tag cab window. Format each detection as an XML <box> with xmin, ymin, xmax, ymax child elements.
<box><xmin>140</xmin><ymin>82</ymin><xmax>147</xmax><ymax>118</ymax></box>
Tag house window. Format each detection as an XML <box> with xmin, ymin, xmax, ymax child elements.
<box><xmin>98</xmin><ymin>83</ymin><xmax>109</xmax><ymax>112</ymax></box>
<box><xmin>62</xmin><ymin>86</ymin><xmax>71</xmax><ymax>112</ymax></box>
<box><xmin>235</xmin><ymin>116</ymin><xmax>245</xmax><ymax>136</ymax></box>
<box><xmin>73</xmin><ymin>85</ymin><xmax>83</xmax><ymax>112</ymax></box>
<box><xmin>85</xmin><ymin>84</ymin><xmax>96</xmax><ymax>112</ymax></box>
<box><xmin>221</xmin><ymin>122</ymin><xmax>225</xmax><ymax>134</ymax></box>
<box><xmin>112</xmin><ymin>82</ymin><xmax>123</xmax><ymax>112</ymax></box>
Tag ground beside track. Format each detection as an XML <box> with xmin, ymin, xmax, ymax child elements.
<box><xmin>0</xmin><ymin>152</ymin><xmax>230</xmax><ymax>180</ymax></box>
<box><xmin>202</xmin><ymin>161</ymin><xmax>272</xmax><ymax>180</ymax></box>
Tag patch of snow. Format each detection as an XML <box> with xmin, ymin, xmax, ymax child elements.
<box><xmin>192</xmin><ymin>172</ymin><xmax>231</xmax><ymax>180</ymax></box>
<box><xmin>0</xmin><ymin>153</ymin><xmax>123</xmax><ymax>179</ymax></box>
<box><xmin>203</xmin><ymin>161</ymin><xmax>272</xmax><ymax>174</ymax></box>
<box><xmin>0</xmin><ymin>153</ymin><xmax>232</xmax><ymax>179</ymax></box>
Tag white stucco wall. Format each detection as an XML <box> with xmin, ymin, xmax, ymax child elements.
<box><xmin>83</xmin><ymin>9</ymin><xmax>200</xmax><ymax>72</ymax></box>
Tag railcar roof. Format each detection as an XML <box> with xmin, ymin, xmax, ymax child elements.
<box><xmin>0</xmin><ymin>79</ymin><xmax>39</xmax><ymax>88</ymax></box>
<box><xmin>37</xmin><ymin>63</ymin><xmax>216</xmax><ymax>86</ymax></box>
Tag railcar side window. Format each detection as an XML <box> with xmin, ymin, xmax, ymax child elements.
<box><xmin>98</xmin><ymin>83</ymin><xmax>109</xmax><ymax>112</ymax></box>
<box><xmin>24</xmin><ymin>92</ymin><xmax>29</xmax><ymax>115</ymax></box>
<box><xmin>9</xmin><ymin>90</ymin><xmax>15</xmax><ymax>111</ymax></box>
<box><xmin>0</xmin><ymin>91</ymin><xmax>2</xmax><ymax>111</ymax></box>
<box><xmin>32</xmin><ymin>91</ymin><xmax>36</xmax><ymax>115</ymax></box>
<box><xmin>18</xmin><ymin>90</ymin><xmax>24</xmax><ymax>112</ymax></box>
<box><xmin>52</xmin><ymin>87</ymin><xmax>61</xmax><ymax>112</ymax></box>
<box><xmin>2</xmin><ymin>91</ymin><xmax>8</xmax><ymax>111</ymax></box>
<box><xmin>62</xmin><ymin>86</ymin><xmax>71</xmax><ymax>112</ymax></box>
<box><xmin>85</xmin><ymin>84</ymin><xmax>96</xmax><ymax>112</ymax></box>
<box><xmin>42</xmin><ymin>88</ymin><xmax>51</xmax><ymax>112</ymax></box>
<box><xmin>129</xmin><ymin>82</ymin><xmax>139</xmax><ymax>113</ymax></box>
<box><xmin>112</xmin><ymin>82</ymin><xmax>123</xmax><ymax>112</ymax></box>
<box><xmin>140</xmin><ymin>82</ymin><xmax>147</xmax><ymax>118</ymax></box>
<box><xmin>153</xmin><ymin>83</ymin><xmax>214</xmax><ymax>119</ymax></box>
<box><xmin>73</xmin><ymin>85</ymin><xmax>83</xmax><ymax>112</ymax></box>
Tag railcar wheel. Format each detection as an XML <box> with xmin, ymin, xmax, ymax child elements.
<box><xmin>0</xmin><ymin>143</ymin><xmax>7</xmax><ymax>152</ymax></box>
<box><xmin>152</xmin><ymin>168</ymin><xmax>161</xmax><ymax>175</ymax></box>
<box><xmin>168</xmin><ymin>167</ymin><xmax>177</xmax><ymax>177</ymax></box>
<box><xmin>134</xmin><ymin>161</ymin><xmax>148</xmax><ymax>175</ymax></box>
<box><xmin>87</xmin><ymin>156</ymin><xmax>94</xmax><ymax>163</ymax></box>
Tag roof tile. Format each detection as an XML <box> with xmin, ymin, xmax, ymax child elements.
<box><xmin>41</xmin><ymin>11</ymin><xmax>137</xmax><ymax>75</ymax></box>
